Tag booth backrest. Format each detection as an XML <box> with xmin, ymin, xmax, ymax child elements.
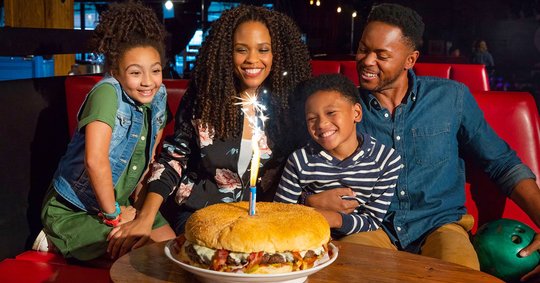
<box><xmin>450</xmin><ymin>64</ymin><xmax>490</xmax><ymax>92</ymax></box>
<box><xmin>413</xmin><ymin>63</ymin><xmax>451</xmax><ymax>79</ymax></box>
<box><xmin>338</xmin><ymin>60</ymin><xmax>359</xmax><ymax>86</ymax></box>
<box><xmin>64</xmin><ymin>76</ymin><xmax>189</xmax><ymax>138</ymax></box>
<box><xmin>310</xmin><ymin>60</ymin><xmax>490</xmax><ymax>92</ymax></box>
<box><xmin>310</xmin><ymin>60</ymin><xmax>341</xmax><ymax>76</ymax></box>
<box><xmin>466</xmin><ymin>91</ymin><xmax>540</xmax><ymax>233</ymax></box>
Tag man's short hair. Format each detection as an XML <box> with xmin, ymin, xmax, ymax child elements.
<box><xmin>367</xmin><ymin>3</ymin><xmax>425</xmax><ymax>50</ymax></box>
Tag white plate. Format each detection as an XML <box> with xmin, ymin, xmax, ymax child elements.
<box><xmin>164</xmin><ymin>240</ymin><xmax>339</xmax><ymax>283</ymax></box>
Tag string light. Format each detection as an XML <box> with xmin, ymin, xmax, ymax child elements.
<box><xmin>309</xmin><ymin>0</ymin><xmax>314</xmax><ymax>5</ymax></box>
<box><xmin>164</xmin><ymin>0</ymin><xmax>173</xmax><ymax>10</ymax></box>
<box><xmin>316</xmin><ymin>0</ymin><xmax>321</xmax><ymax>6</ymax></box>
<box><xmin>337</xmin><ymin>6</ymin><xmax>342</xmax><ymax>13</ymax></box>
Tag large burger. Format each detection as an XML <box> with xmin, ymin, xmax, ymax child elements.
<box><xmin>171</xmin><ymin>201</ymin><xmax>331</xmax><ymax>274</ymax></box>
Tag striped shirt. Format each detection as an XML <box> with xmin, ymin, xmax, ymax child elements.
<box><xmin>274</xmin><ymin>133</ymin><xmax>402</xmax><ymax>236</ymax></box>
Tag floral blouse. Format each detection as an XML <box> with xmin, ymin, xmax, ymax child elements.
<box><xmin>147</xmin><ymin>94</ymin><xmax>288</xmax><ymax>211</ymax></box>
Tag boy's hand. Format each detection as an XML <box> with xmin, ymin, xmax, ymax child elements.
<box><xmin>306</xmin><ymin>188</ymin><xmax>358</xmax><ymax>214</ymax></box>
<box><xmin>315</xmin><ymin>209</ymin><xmax>343</xmax><ymax>228</ymax></box>
<box><xmin>119</xmin><ymin>205</ymin><xmax>136</xmax><ymax>224</ymax></box>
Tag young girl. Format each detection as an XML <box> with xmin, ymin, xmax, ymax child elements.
<box><xmin>38</xmin><ymin>1</ymin><xmax>175</xmax><ymax>262</ymax></box>
<box><xmin>146</xmin><ymin>5</ymin><xmax>312</xmax><ymax>233</ymax></box>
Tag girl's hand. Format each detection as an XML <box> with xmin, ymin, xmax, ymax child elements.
<box><xmin>305</xmin><ymin>188</ymin><xmax>358</xmax><ymax>214</ymax></box>
<box><xmin>119</xmin><ymin>205</ymin><xmax>136</xmax><ymax>224</ymax></box>
<box><xmin>106</xmin><ymin>218</ymin><xmax>153</xmax><ymax>259</ymax></box>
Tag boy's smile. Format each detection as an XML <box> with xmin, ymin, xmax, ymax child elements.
<box><xmin>305</xmin><ymin>90</ymin><xmax>362</xmax><ymax>160</ymax></box>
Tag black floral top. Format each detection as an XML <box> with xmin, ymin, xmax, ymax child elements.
<box><xmin>147</xmin><ymin>93</ymin><xmax>289</xmax><ymax>211</ymax></box>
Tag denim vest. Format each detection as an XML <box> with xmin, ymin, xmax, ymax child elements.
<box><xmin>53</xmin><ymin>76</ymin><xmax>167</xmax><ymax>213</ymax></box>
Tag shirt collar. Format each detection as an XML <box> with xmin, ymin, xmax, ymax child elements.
<box><xmin>306</xmin><ymin>134</ymin><xmax>366</xmax><ymax>164</ymax></box>
<box><xmin>359</xmin><ymin>69</ymin><xmax>419</xmax><ymax>109</ymax></box>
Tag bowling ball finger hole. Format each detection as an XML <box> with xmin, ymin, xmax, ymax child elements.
<box><xmin>511</xmin><ymin>235</ymin><xmax>522</xmax><ymax>244</ymax></box>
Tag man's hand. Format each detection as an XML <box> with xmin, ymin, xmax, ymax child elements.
<box><xmin>520</xmin><ymin>233</ymin><xmax>540</xmax><ymax>282</ymax></box>
<box><xmin>305</xmin><ymin>188</ymin><xmax>359</xmax><ymax>214</ymax></box>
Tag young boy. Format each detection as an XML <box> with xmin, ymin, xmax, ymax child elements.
<box><xmin>274</xmin><ymin>74</ymin><xmax>402</xmax><ymax>237</ymax></box>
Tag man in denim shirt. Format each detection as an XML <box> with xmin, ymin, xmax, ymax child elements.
<box><xmin>306</xmin><ymin>3</ymin><xmax>540</xmax><ymax>279</ymax></box>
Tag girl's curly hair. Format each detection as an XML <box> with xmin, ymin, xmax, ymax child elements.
<box><xmin>184</xmin><ymin>5</ymin><xmax>311</xmax><ymax>150</ymax></box>
<box><xmin>90</xmin><ymin>1</ymin><xmax>166</xmax><ymax>73</ymax></box>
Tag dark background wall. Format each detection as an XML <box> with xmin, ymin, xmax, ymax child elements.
<box><xmin>291</xmin><ymin>0</ymin><xmax>540</xmax><ymax>69</ymax></box>
<box><xmin>289</xmin><ymin>0</ymin><xmax>540</xmax><ymax>107</ymax></box>
<box><xmin>0</xmin><ymin>77</ymin><xmax>69</xmax><ymax>259</ymax></box>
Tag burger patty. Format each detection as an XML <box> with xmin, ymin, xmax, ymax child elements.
<box><xmin>184</xmin><ymin>242</ymin><xmax>319</xmax><ymax>267</ymax></box>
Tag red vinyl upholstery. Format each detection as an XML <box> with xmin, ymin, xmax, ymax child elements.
<box><xmin>0</xmin><ymin>259</ymin><xmax>111</xmax><ymax>283</ymax></box>
<box><xmin>310</xmin><ymin>60</ymin><xmax>341</xmax><ymax>76</ymax></box>
<box><xmin>450</xmin><ymin>64</ymin><xmax>490</xmax><ymax>91</ymax></box>
<box><xmin>310</xmin><ymin>61</ymin><xmax>490</xmax><ymax>92</ymax></box>
<box><xmin>465</xmin><ymin>91</ymin><xmax>540</xmax><ymax>233</ymax></box>
<box><xmin>15</xmin><ymin>250</ymin><xmax>67</xmax><ymax>265</ymax></box>
<box><xmin>338</xmin><ymin>60</ymin><xmax>359</xmax><ymax>86</ymax></box>
<box><xmin>413</xmin><ymin>63</ymin><xmax>451</xmax><ymax>79</ymax></box>
<box><xmin>64</xmin><ymin>75</ymin><xmax>101</xmax><ymax>136</ymax></box>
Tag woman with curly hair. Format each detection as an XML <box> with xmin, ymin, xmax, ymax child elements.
<box><xmin>146</xmin><ymin>5</ymin><xmax>311</xmax><ymax>233</ymax></box>
<box><xmin>37</xmin><ymin>1</ymin><xmax>175</xmax><ymax>263</ymax></box>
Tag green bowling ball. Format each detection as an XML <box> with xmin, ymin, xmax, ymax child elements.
<box><xmin>473</xmin><ymin>219</ymin><xmax>540</xmax><ymax>282</ymax></box>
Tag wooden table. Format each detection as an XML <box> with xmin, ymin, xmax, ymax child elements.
<box><xmin>110</xmin><ymin>241</ymin><xmax>502</xmax><ymax>282</ymax></box>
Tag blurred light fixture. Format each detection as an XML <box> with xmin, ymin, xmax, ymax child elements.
<box><xmin>352</xmin><ymin>11</ymin><xmax>357</xmax><ymax>18</ymax></box>
<box><xmin>316</xmin><ymin>0</ymin><xmax>321</xmax><ymax>6</ymax></box>
<box><xmin>165</xmin><ymin>0</ymin><xmax>173</xmax><ymax>10</ymax></box>
<box><xmin>310</xmin><ymin>0</ymin><xmax>314</xmax><ymax>5</ymax></box>
<box><xmin>337</xmin><ymin>6</ymin><xmax>342</xmax><ymax>13</ymax></box>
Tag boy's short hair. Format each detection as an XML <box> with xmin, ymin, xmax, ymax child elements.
<box><xmin>300</xmin><ymin>74</ymin><xmax>360</xmax><ymax>106</ymax></box>
<box><xmin>367</xmin><ymin>3</ymin><xmax>424</xmax><ymax>50</ymax></box>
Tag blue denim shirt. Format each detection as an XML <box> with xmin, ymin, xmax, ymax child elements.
<box><xmin>357</xmin><ymin>70</ymin><xmax>536</xmax><ymax>250</ymax></box>
<box><xmin>53</xmin><ymin>76</ymin><xmax>167</xmax><ymax>213</ymax></box>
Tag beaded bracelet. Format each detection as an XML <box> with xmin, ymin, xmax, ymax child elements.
<box><xmin>101</xmin><ymin>202</ymin><xmax>121</xmax><ymax>220</ymax></box>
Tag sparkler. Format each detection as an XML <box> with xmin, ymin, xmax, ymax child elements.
<box><xmin>235</xmin><ymin>91</ymin><xmax>268</xmax><ymax>216</ymax></box>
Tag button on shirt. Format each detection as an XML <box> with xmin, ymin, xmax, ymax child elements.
<box><xmin>357</xmin><ymin>70</ymin><xmax>535</xmax><ymax>250</ymax></box>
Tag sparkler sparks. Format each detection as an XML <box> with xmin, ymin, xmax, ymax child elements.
<box><xmin>235</xmin><ymin>90</ymin><xmax>269</xmax><ymax>216</ymax></box>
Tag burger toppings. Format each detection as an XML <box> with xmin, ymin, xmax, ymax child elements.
<box><xmin>183</xmin><ymin>241</ymin><xmax>327</xmax><ymax>273</ymax></box>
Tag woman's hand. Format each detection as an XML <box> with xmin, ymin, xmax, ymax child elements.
<box><xmin>106</xmin><ymin>217</ymin><xmax>153</xmax><ymax>259</ymax></box>
<box><xmin>519</xmin><ymin>233</ymin><xmax>540</xmax><ymax>282</ymax></box>
<box><xmin>305</xmin><ymin>188</ymin><xmax>358</xmax><ymax>214</ymax></box>
<box><xmin>119</xmin><ymin>205</ymin><xmax>136</xmax><ymax>224</ymax></box>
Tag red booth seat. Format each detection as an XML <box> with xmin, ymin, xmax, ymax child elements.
<box><xmin>465</xmin><ymin>91</ymin><xmax>540</xmax><ymax>233</ymax></box>
<box><xmin>310</xmin><ymin>60</ymin><xmax>341</xmax><ymax>77</ymax></box>
<box><xmin>450</xmin><ymin>64</ymin><xmax>490</xmax><ymax>92</ymax></box>
<box><xmin>338</xmin><ymin>60</ymin><xmax>359</xmax><ymax>86</ymax></box>
<box><xmin>413</xmin><ymin>63</ymin><xmax>451</xmax><ymax>79</ymax></box>
<box><xmin>413</xmin><ymin>63</ymin><xmax>490</xmax><ymax>91</ymax></box>
<box><xmin>0</xmin><ymin>259</ymin><xmax>110</xmax><ymax>283</ymax></box>
<box><xmin>310</xmin><ymin>60</ymin><xmax>490</xmax><ymax>92</ymax></box>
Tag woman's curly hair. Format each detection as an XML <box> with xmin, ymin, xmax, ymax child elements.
<box><xmin>184</xmin><ymin>5</ymin><xmax>311</xmax><ymax>149</ymax></box>
<box><xmin>90</xmin><ymin>1</ymin><xmax>166</xmax><ymax>73</ymax></box>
